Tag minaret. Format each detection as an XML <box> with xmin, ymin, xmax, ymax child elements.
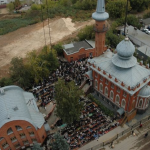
<box><xmin>92</xmin><ymin>0</ymin><xmax>109</xmax><ymax>57</ymax></box>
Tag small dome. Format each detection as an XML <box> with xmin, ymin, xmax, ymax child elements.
<box><xmin>138</xmin><ymin>85</ymin><xmax>150</xmax><ymax>97</ymax></box>
<box><xmin>116</xmin><ymin>38</ymin><xmax>135</xmax><ymax>58</ymax></box>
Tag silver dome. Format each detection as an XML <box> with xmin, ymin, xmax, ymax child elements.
<box><xmin>138</xmin><ymin>85</ymin><xmax>150</xmax><ymax>97</ymax></box>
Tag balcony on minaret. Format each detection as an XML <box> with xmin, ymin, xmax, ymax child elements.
<box><xmin>93</xmin><ymin>25</ymin><xmax>108</xmax><ymax>33</ymax></box>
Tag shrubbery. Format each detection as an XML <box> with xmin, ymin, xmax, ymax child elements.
<box><xmin>88</xmin><ymin>94</ymin><xmax>114</xmax><ymax>117</ymax></box>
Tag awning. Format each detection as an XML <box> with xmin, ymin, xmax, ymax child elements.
<box><xmin>85</xmin><ymin>70</ymin><xmax>93</xmax><ymax>80</ymax></box>
<box><xmin>117</xmin><ymin>107</ymin><xmax>125</xmax><ymax>116</ymax></box>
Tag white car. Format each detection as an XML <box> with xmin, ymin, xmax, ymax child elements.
<box><xmin>143</xmin><ymin>29</ymin><xmax>149</xmax><ymax>32</ymax></box>
<box><xmin>146</xmin><ymin>30</ymin><xmax>150</xmax><ymax>35</ymax></box>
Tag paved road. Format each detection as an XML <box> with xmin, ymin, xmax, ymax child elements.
<box><xmin>105</xmin><ymin>123</ymin><xmax>150</xmax><ymax>150</ymax></box>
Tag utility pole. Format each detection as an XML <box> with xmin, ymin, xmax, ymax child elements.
<box><xmin>124</xmin><ymin>0</ymin><xmax>129</xmax><ymax>36</ymax></box>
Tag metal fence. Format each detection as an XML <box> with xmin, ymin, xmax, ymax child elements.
<box><xmin>86</xmin><ymin>115</ymin><xmax>150</xmax><ymax>150</ymax></box>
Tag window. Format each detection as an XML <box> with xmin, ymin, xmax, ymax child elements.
<box><xmin>20</xmin><ymin>133</ymin><xmax>25</xmax><ymax>138</ymax></box>
<box><xmin>7</xmin><ymin>128</ymin><xmax>13</xmax><ymax>135</ymax></box>
<box><xmin>11</xmin><ymin>137</ymin><xmax>17</xmax><ymax>142</ymax></box>
<box><xmin>95</xmin><ymin>72</ymin><xmax>97</xmax><ymax>77</ymax></box>
<box><xmin>105</xmin><ymin>87</ymin><xmax>108</xmax><ymax>96</ymax></box>
<box><xmin>15</xmin><ymin>143</ymin><xmax>20</xmax><ymax>149</ymax></box>
<box><xmin>15</xmin><ymin>126</ymin><xmax>22</xmax><ymax>131</ymax></box>
<box><xmin>111</xmin><ymin>83</ymin><xmax>114</xmax><ymax>89</ymax></box>
<box><xmin>32</xmin><ymin>139</ymin><xmax>37</xmax><ymax>143</ymax></box>
<box><xmin>90</xmin><ymin>52</ymin><xmax>92</xmax><ymax>57</ymax></box>
<box><xmin>27</xmin><ymin>126</ymin><xmax>31</xmax><ymax>129</ymax></box>
<box><xmin>100</xmin><ymin>75</ymin><xmax>103</xmax><ymax>81</ymax></box>
<box><xmin>146</xmin><ymin>99</ymin><xmax>149</xmax><ymax>107</ymax></box>
<box><xmin>95</xmin><ymin>80</ymin><xmax>98</xmax><ymax>89</ymax></box>
<box><xmin>117</xmin><ymin>87</ymin><xmax>120</xmax><ymax>93</ymax></box>
<box><xmin>121</xmin><ymin>99</ymin><xmax>126</xmax><ymax>109</ymax></box>
<box><xmin>29</xmin><ymin>131</ymin><xmax>35</xmax><ymax>136</ymax></box>
<box><xmin>23</xmin><ymin>140</ymin><xmax>29</xmax><ymax>145</ymax></box>
<box><xmin>2</xmin><ymin>142</ymin><xmax>9</xmax><ymax>149</ymax></box>
<box><xmin>123</xmin><ymin>91</ymin><xmax>127</xmax><ymax>97</ymax></box>
<box><xmin>105</xmin><ymin>79</ymin><xmax>108</xmax><ymax>85</ymax></box>
<box><xmin>110</xmin><ymin>91</ymin><xmax>114</xmax><ymax>100</ymax></box>
<box><xmin>115</xmin><ymin>95</ymin><xmax>120</xmax><ymax>104</ymax></box>
<box><xmin>139</xmin><ymin>99</ymin><xmax>143</xmax><ymax>108</ymax></box>
<box><xmin>99</xmin><ymin>83</ymin><xmax>103</xmax><ymax>92</ymax></box>
<box><xmin>0</xmin><ymin>137</ymin><xmax>4</xmax><ymax>141</ymax></box>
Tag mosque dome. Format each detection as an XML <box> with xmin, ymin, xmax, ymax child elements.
<box><xmin>138</xmin><ymin>85</ymin><xmax>150</xmax><ymax>97</ymax></box>
<box><xmin>112</xmin><ymin>37</ymin><xmax>137</xmax><ymax>68</ymax></box>
<box><xmin>116</xmin><ymin>38</ymin><xmax>135</xmax><ymax>58</ymax></box>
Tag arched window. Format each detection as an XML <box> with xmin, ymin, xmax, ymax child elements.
<box><xmin>99</xmin><ymin>83</ymin><xmax>103</xmax><ymax>92</ymax></box>
<box><xmin>115</xmin><ymin>95</ymin><xmax>120</xmax><ymax>104</ymax></box>
<box><xmin>105</xmin><ymin>87</ymin><xmax>108</xmax><ymax>96</ymax></box>
<box><xmin>146</xmin><ymin>99</ymin><xmax>149</xmax><ymax>107</ymax></box>
<box><xmin>15</xmin><ymin>126</ymin><xmax>22</xmax><ymax>131</ymax></box>
<box><xmin>121</xmin><ymin>99</ymin><xmax>126</xmax><ymax>109</ymax></box>
<box><xmin>7</xmin><ymin>128</ymin><xmax>13</xmax><ymax>135</ymax></box>
<box><xmin>139</xmin><ymin>99</ymin><xmax>143</xmax><ymax>108</ymax></box>
<box><xmin>27</xmin><ymin>126</ymin><xmax>31</xmax><ymax>129</ymax></box>
<box><xmin>110</xmin><ymin>91</ymin><xmax>114</xmax><ymax>100</ymax></box>
<box><xmin>95</xmin><ymin>80</ymin><xmax>98</xmax><ymax>89</ymax></box>
<box><xmin>0</xmin><ymin>137</ymin><xmax>4</xmax><ymax>141</ymax></box>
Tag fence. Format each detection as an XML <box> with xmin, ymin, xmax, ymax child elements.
<box><xmin>86</xmin><ymin>115</ymin><xmax>150</xmax><ymax>150</ymax></box>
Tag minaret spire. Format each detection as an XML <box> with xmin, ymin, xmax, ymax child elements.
<box><xmin>92</xmin><ymin>0</ymin><xmax>109</xmax><ymax>21</ymax></box>
<box><xmin>96</xmin><ymin>0</ymin><xmax>105</xmax><ymax>13</ymax></box>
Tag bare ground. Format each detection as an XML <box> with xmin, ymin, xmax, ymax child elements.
<box><xmin>0</xmin><ymin>17</ymin><xmax>95</xmax><ymax>78</ymax></box>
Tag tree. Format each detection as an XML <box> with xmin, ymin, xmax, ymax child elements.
<box><xmin>51</xmin><ymin>133</ymin><xmax>69</xmax><ymax>150</ymax></box>
<box><xmin>10</xmin><ymin>57</ymin><xmax>33</xmax><ymax>88</ymax></box>
<box><xmin>7</xmin><ymin>2</ymin><xmax>14</xmax><ymax>13</ymax></box>
<box><xmin>31</xmin><ymin>142</ymin><xmax>43</xmax><ymax>150</ymax></box>
<box><xmin>77</xmin><ymin>25</ymin><xmax>95</xmax><ymax>41</ymax></box>
<box><xmin>13</xmin><ymin>0</ymin><xmax>21</xmax><ymax>9</ymax></box>
<box><xmin>53</xmin><ymin>43</ymin><xmax>63</xmax><ymax>56</ymax></box>
<box><xmin>130</xmin><ymin>0</ymin><xmax>150</xmax><ymax>12</ymax></box>
<box><xmin>0</xmin><ymin>77</ymin><xmax>13</xmax><ymax>87</ymax></box>
<box><xmin>106</xmin><ymin>0</ymin><xmax>131</xmax><ymax>19</ymax></box>
<box><xmin>55</xmin><ymin>79</ymin><xmax>83</xmax><ymax>124</ymax></box>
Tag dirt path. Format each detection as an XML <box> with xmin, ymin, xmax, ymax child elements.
<box><xmin>0</xmin><ymin>17</ymin><xmax>95</xmax><ymax>78</ymax></box>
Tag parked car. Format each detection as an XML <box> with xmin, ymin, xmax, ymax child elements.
<box><xmin>142</xmin><ymin>29</ymin><xmax>149</xmax><ymax>32</ymax></box>
<box><xmin>146</xmin><ymin>30</ymin><xmax>150</xmax><ymax>35</ymax></box>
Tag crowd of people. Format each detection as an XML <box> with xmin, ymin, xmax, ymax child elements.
<box><xmin>60</xmin><ymin>99</ymin><xmax>119</xmax><ymax>149</ymax></box>
<box><xmin>30</xmin><ymin>58</ymin><xmax>118</xmax><ymax>150</ymax></box>
<box><xmin>31</xmin><ymin>58</ymin><xmax>89</xmax><ymax>106</ymax></box>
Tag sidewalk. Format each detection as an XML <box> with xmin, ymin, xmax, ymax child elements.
<box><xmin>79</xmin><ymin>124</ymin><xmax>128</xmax><ymax>150</ymax></box>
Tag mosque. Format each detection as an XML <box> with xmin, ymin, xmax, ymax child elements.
<box><xmin>83</xmin><ymin>0</ymin><xmax>150</xmax><ymax>120</ymax></box>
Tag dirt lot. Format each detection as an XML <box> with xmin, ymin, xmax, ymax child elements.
<box><xmin>0</xmin><ymin>17</ymin><xmax>95</xmax><ymax>78</ymax></box>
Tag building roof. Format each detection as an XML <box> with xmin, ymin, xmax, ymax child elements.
<box><xmin>92</xmin><ymin>0</ymin><xmax>109</xmax><ymax>21</ymax></box>
<box><xmin>138</xmin><ymin>85</ymin><xmax>150</xmax><ymax>97</ymax></box>
<box><xmin>88</xmin><ymin>51</ymin><xmax>150</xmax><ymax>95</ymax></box>
<box><xmin>121</xmin><ymin>25</ymin><xmax>150</xmax><ymax>47</ymax></box>
<box><xmin>137</xmin><ymin>45</ymin><xmax>150</xmax><ymax>57</ymax></box>
<box><xmin>142</xmin><ymin>18</ymin><xmax>150</xmax><ymax>25</ymax></box>
<box><xmin>63</xmin><ymin>40</ymin><xmax>94</xmax><ymax>55</ymax></box>
<box><xmin>0</xmin><ymin>86</ymin><xmax>45</xmax><ymax>129</ymax></box>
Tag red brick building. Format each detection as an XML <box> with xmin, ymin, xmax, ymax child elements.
<box><xmin>84</xmin><ymin>0</ymin><xmax>150</xmax><ymax>120</ymax></box>
<box><xmin>0</xmin><ymin>86</ymin><xmax>50</xmax><ymax>150</ymax></box>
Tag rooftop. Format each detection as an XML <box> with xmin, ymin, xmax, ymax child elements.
<box><xmin>121</xmin><ymin>25</ymin><xmax>150</xmax><ymax>47</ymax></box>
<box><xmin>137</xmin><ymin>45</ymin><xmax>150</xmax><ymax>57</ymax></box>
<box><xmin>0</xmin><ymin>86</ymin><xmax>45</xmax><ymax>129</ymax></box>
<box><xmin>63</xmin><ymin>40</ymin><xmax>94</xmax><ymax>55</ymax></box>
<box><xmin>142</xmin><ymin>18</ymin><xmax>150</xmax><ymax>25</ymax></box>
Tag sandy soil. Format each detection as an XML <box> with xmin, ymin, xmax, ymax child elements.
<box><xmin>0</xmin><ymin>17</ymin><xmax>95</xmax><ymax>78</ymax></box>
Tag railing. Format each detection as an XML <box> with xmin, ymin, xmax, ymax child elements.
<box><xmin>86</xmin><ymin>115</ymin><xmax>150</xmax><ymax>150</ymax></box>
<box><xmin>93</xmin><ymin>26</ymin><xmax>108</xmax><ymax>33</ymax></box>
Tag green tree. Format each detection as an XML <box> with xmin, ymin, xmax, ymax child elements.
<box><xmin>0</xmin><ymin>77</ymin><xmax>13</xmax><ymax>87</ymax></box>
<box><xmin>55</xmin><ymin>79</ymin><xmax>83</xmax><ymax>124</ymax></box>
<box><xmin>6</xmin><ymin>2</ymin><xmax>14</xmax><ymax>13</ymax></box>
<box><xmin>53</xmin><ymin>43</ymin><xmax>63</xmax><ymax>56</ymax></box>
<box><xmin>51</xmin><ymin>133</ymin><xmax>69</xmax><ymax>150</ymax></box>
<box><xmin>31</xmin><ymin>142</ymin><xmax>42</xmax><ymax>150</ymax></box>
<box><xmin>106</xmin><ymin>0</ymin><xmax>131</xmax><ymax>19</ymax></box>
<box><xmin>130</xmin><ymin>0</ymin><xmax>150</xmax><ymax>12</ymax></box>
<box><xmin>13</xmin><ymin>0</ymin><xmax>21</xmax><ymax>9</ymax></box>
<box><xmin>10</xmin><ymin>57</ymin><xmax>33</xmax><ymax>88</ymax></box>
<box><xmin>77</xmin><ymin>25</ymin><xmax>95</xmax><ymax>41</ymax></box>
